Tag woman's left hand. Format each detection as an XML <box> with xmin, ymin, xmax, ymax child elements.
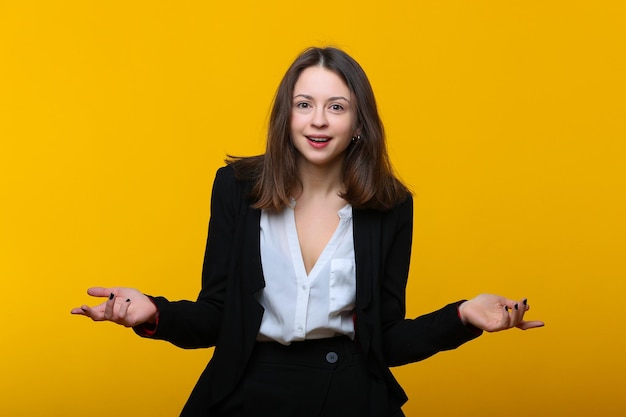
<box><xmin>458</xmin><ymin>294</ymin><xmax>544</xmax><ymax>332</ymax></box>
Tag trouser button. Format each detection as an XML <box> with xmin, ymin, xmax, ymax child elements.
<box><xmin>325</xmin><ymin>351</ymin><xmax>338</xmax><ymax>364</ymax></box>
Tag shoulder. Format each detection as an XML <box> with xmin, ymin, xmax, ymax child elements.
<box><xmin>352</xmin><ymin>195</ymin><xmax>413</xmax><ymax>245</ymax></box>
<box><xmin>214</xmin><ymin>162</ymin><xmax>256</xmax><ymax>190</ymax></box>
<box><xmin>214</xmin><ymin>164</ymin><xmax>237</xmax><ymax>184</ymax></box>
<box><xmin>210</xmin><ymin>164</ymin><xmax>255</xmax><ymax>208</ymax></box>
<box><xmin>212</xmin><ymin>165</ymin><xmax>238</xmax><ymax>194</ymax></box>
<box><xmin>355</xmin><ymin>194</ymin><xmax>413</xmax><ymax>220</ymax></box>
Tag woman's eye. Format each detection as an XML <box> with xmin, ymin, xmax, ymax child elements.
<box><xmin>295</xmin><ymin>102</ymin><xmax>310</xmax><ymax>109</ymax></box>
<box><xmin>330</xmin><ymin>104</ymin><xmax>344</xmax><ymax>111</ymax></box>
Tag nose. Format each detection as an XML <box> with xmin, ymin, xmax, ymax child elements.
<box><xmin>311</xmin><ymin>107</ymin><xmax>328</xmax><ymax>128</ymax></box>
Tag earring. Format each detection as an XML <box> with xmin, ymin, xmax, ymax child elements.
<box><xmin>351</xmin><ymin>135</ymin><xmax>361</xmax><ymax>143</ymax></box>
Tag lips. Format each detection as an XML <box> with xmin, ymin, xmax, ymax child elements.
<box><xmin>306</xmin><ymin>135</ymin><xmax>331</xmax><ymax>143</ymax></box>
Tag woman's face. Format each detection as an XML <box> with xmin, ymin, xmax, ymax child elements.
<box><xmin>290</xmin><ymin>66</ymin><xmax>356</xmax><ymax>170</ymax></box>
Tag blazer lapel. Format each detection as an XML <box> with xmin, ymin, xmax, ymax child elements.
<box><xmin>353</xmin><ymin>208</ymin><xmax>381</xmax><ymax>357</ymax></box>
<box><xmin>240</xmin><ymin>207</ymin><xmax>265</xmax><ymax>294</ymax></box>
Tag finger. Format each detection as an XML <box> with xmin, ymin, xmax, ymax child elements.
<box><xmin>501</xmin><ymin>304</ymin><xmax>514</xmax><ymax>330</ymax></box>
<box><xmin>513</xmin><ymin>298</ymin><xmax>543</xmax><ymax>330</ymax></box>
<box><xmin>87</xmin><ymin>287</ymin><xmax>114</xmax><ymax>297</ymax></box>
<box><xmin>518</xmin><ymin>299</ymin><xmax>531</xmax><ymax>321</ymax></box>
<box><xmin>118</xmin><ymin>298</ymin><xmax>131</xmax><ymax>323</ymax></box>
<box><xmin>502</xmin><ymin>298</ymin><xmax>517</xmax><ymax>312</ymax></box>
<box><xmin>70</xmin><ymin>307</ymin><xmax>85</xmax><ymax>315</ymax></box>
<box><xmin>500</xmin><ymin>298</ymin><xmax>518</xmax><ymax>328</ymax></box>
<box><xmin>103</xmin><ymin>293</ymin><xmax>116</xmax><ymax>320</ymax></box>
<box><xmin>501</xmin><ymin>297</ymin><xmax>520</xmax><ymax>322</ymax></box>
<box><xmin>70</xmin><ymin>306</ymin><xmax>99</xmax><ymax>317</ymax></box>
<box><xmin>78</xmin><ymin>304</ymin><xmax>107</xmax><ymax>321</ymax></box>
<box><xmin>511</xmin><ymin>300</ymin><xmax>523</xmax><ymax>320</ymax></box>
<box><xmin>517</xmin><ymin>320</ymin><xmax>545</xmax><ymax>330</ymax></box>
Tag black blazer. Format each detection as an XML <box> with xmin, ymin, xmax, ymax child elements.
<box><xmin>142</xmin><ymin>165</ymin><xmax>481</xmax><ymax>416</ymax></box>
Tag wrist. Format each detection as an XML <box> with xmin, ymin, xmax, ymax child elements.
<box><xmin>457</xmin><ymin>300</ymin><xmax>469</xmax><ymax>325</ymax></box>
<box><xmin>145</xmin><ymin>296</ymin><xmax>159</xmax><ymax>325</ymax></box>
<box><xmin>457</xmin><ymin>300</ymin><xmax>482</xmax><ymax>335</ymax></box>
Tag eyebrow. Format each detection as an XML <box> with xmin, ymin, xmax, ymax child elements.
<box><xmin>293</xmin><ymin>94</ymin><xmax>350</xmax><ymax>102</ymax></box>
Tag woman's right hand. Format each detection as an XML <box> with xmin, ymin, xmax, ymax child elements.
<box><xmin>71</xmin><ymin>287</ymin><xmax>158</xmax><ymax>328</ymax></box>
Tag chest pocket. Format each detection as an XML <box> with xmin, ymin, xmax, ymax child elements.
<box><xmin>328</xmin><ymin>258</ymin><xmax>356</xmax><ymax>316</ymax></box>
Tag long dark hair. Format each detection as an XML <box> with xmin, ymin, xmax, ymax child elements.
<box><xmin>228</xmin><ymin>47</ymin><xmax>409</xmax><ymax>211</ymax></box>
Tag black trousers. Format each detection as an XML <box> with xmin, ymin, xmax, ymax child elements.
<box><xmin>211</xmin><ymin>336</ymin><xmax>373</xmax><ymax>417</ymax></box>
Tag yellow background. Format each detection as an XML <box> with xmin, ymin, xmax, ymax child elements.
<box><xmin>1</xmin><ymin>1</ymin><xmax>625</xmax><ymax>416</ymax></box>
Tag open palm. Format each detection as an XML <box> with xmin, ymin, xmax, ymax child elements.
<box><xmin>459</xmin><ymin>294</ymin><xmax>544</xmax><ymax>332</ymax></box>
<box><xmin>71</xmin><ymin>286</ymin><xmax>157</xmax><ymax>328</ymax></box>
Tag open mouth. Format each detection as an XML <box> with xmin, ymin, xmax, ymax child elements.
<box><xmin>307</xmin><ymin>136</ymin><xmax>331</xmax><ymax>143</ymax></box>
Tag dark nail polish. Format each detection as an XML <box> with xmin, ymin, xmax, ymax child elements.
<box><xmin>523</xmin><ymin>299</ymin><xmax>528</xmax><ymax>306</ymax></box>
<box><xmin>505</xmin><ymin>306</ymin><xmax>509</xmax><ymax>312</ymax></box>
<box><xmin>126</xmin><ymin>298</ymin><xmax>130</xmax><ymax>302</ymax></box>
<box><xmin>109</xmin><ymin>293</ymin><xmax>114</xmax><ymax>300</ymax></box>
<box><xmin>515</xmin><ymin>303</ymin><xmax>519</xmax><ymax>310</ymax></box>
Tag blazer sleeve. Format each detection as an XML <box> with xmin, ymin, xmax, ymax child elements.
<box><xmin>134</xmin><ymin>166</ymin><xmax>241</xmax><ymax>349</ymax></box>
<box><xmin>379</xmin><ymin>196</ymin><xmax>482</xmax><ymax>366</ymax></box>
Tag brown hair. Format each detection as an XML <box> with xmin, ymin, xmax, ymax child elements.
<box><xmin>228</xmin><ymin>46</ymin><xmax>409</xmax><ymax>211</ymax></box>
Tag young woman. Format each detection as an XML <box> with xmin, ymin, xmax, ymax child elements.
<box><xmin>72</xmin><ymin>47</ymin><xmax>543</xmax><ymax>417</ymax></box>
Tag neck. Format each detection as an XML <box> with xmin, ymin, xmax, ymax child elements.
<box><xmin>294</xmin><ymin>159</ymin><xmax>344</xmax><ymax>199</ymax></box>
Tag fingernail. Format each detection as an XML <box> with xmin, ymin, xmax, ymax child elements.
<box><xmin>109</xmin><ymin>293</ymin><xmax>114</xmax><ymax>300</ymax></box>
<box><xmin>125</xmin><ymin>298</ymin><xmax>130</xmax><ymax>302</ymax></box>
<box><xmin>505</xmin><ymin>306</ymin><xmax>509</xmax><ymax>312</ymax></box>
<box><xmin>523</xmin><ymin>299</ymin><xmax>528</xmax><ymax>306</ymax></box>
<box><xmin>515</xmin><ymin>303</ymin><xmax>519</xmax><ymax>310</ymax></box>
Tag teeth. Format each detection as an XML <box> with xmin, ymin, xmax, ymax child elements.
<box><xmin>309</xmin><ymin>137</ymin><xmax>329</xmax><ymax>143</ymax></box>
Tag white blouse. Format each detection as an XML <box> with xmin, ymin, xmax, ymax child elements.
<box><xmin>256</xmin><ymin>200</ymin><xmax>356</xmax><ymax>345</ymax></box>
